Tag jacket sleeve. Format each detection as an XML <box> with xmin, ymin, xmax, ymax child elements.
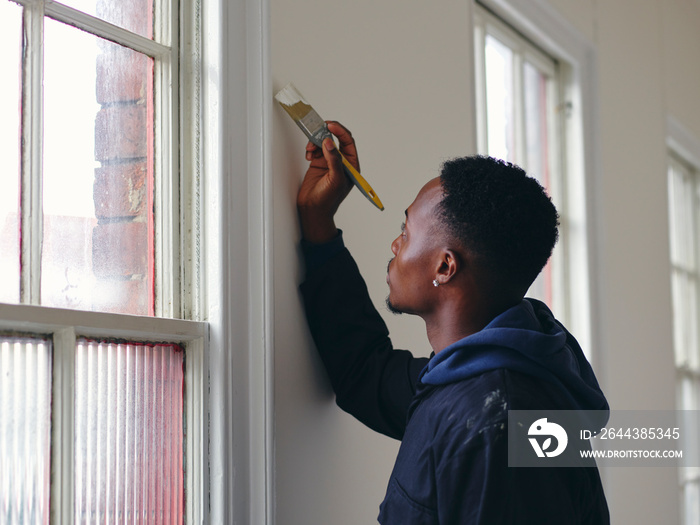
<box><xmin>300</xmin><ymin>246</ymin><xmax>428</xmax><ymax>440</ymax></box>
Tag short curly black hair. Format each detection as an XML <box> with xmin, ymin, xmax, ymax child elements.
<box><xmin>437</xmin><ymin>156</ymin><xmax>559</xmax><ymax>293</ymax></box>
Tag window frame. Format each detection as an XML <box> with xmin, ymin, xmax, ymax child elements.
<box><xmin>0</xmin><ymin>303</ymin><xmax>207</xmax><ymax>522</ymax></box>
<box><xmin>2</xmin><ymin>0</ymin><xmax>274</xmax><ymax>521</ymax></box>
<box><xmin>11</xmin><ymin>0</ymin><xmax>184</xmax><ymax>313</ymax></box>
<box><xmin>470</xmin><ymin>0</ymin><xmax>598</xmax><ymax>358</ymax></box>
<box><xmin>667</xmin><ymin>115</ymin><xmax>700</xmax><ymax>525</ymax></box>
<box><xmin>201</xmin><ymin>0</ymin><xmax>274</xmax><ymax>520</ymax></box>
<box><xmin>0</xmin><ymin>0</ymin><xmax>209</xmax><ymax>521</ymax></box>
<box><xmin>473</xmin><ymin>4</ymin><xmax>565</xmax><ymax>313</ymax></box>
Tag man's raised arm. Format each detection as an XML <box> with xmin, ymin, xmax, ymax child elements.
<box><xmin>296</xmin><ymin>122</ymin><xmax>428</xmax><ymax>439</ymax></box>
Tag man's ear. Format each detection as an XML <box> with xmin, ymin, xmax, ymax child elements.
<box><xmin>434</xmin><ymin>249</ymin><xmax>460</xmax><ymax>285</ymax></box>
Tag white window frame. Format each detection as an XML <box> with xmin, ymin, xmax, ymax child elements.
<box><xmin>10</xmin><ymin>0</ymin><xmax>187</xmax><ymax>313</ymax></box>
<box><xmin>473</xmin><ymin>6</ymin><xmax>560</xmax><ymax>167</ymax></box>
<box><xmin>470</xmin><ymin>0</ymin><xmax>599</xmax><ymax>360</ymax></box>
<box><xmin>0</xmin><ymin>305</ymin><xmax>207</xmax><ymax>522</ymax></box>
<box><xmin>1</xmin><ymin>0</ymin><xmax>212</xmax><ymax>521</ymax></box>
<box><xmin>473</xmin><ymin>4</ymin><xmax>565</xmax><ymax>315</ymax></box>
<box><xmin>667</xmin><ymin>115</ymin><xmax>700</xmax><ymax>525</ymax></box>
<box><xmin>201</xmin><ymin>0</ymin><xmax>273</xmax><ymax>522</ymax></box>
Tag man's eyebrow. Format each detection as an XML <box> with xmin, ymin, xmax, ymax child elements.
<box><xmin>404</xmin><ymin>209</ymin><xmax>408</xmax><ymax>218</ymax></box>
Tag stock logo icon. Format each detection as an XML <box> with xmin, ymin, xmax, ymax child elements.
<box><xmin>528</xmin><ymin>418</ymin><xmax>568</xmax><ymax>458</ymax></box>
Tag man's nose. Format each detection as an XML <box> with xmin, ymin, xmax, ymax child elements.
<box><xmin>391</xmin><ymin>236</ymin><xmax>400</xmax><ymax>255</ymax></box>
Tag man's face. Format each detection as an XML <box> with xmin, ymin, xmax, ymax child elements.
<box><xmin>386</xmin><ymin>177</ymin><xmax>445</xmax><ymax>316</ymax></box>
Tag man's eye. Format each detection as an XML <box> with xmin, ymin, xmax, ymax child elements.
<box><xmin>400</xmin><ymin>222</ymin><xmax>406</xmax><ymax>236</ymax></box>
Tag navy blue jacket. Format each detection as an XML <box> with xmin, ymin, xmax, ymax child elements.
<box><xmin>301</xmin><ymin>239</ymin><xmax>610</xmax><ymax>524</ymax></box>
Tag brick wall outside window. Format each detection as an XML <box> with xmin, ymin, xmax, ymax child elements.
<box><xmin>92</xmin><ymin>0</ymin><xmax>154</xmax><ymax>315</ymax></box>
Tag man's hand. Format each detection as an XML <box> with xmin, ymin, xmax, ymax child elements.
<box><xmin>297</xmin><ymin>121</ymin><xmax>358</xmax><ymax>244</ymax></box>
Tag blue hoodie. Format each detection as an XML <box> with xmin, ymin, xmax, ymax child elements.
<box><xmin>421</xmin><ymin>298</ymin><xmax>609</xmax><ymax>415</ymax></box>
<box><xmin>379</xmin><ymin>298</ymin><xmax>610</xmax><ymax>524</ymax></box>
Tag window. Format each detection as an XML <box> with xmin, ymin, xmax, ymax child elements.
<box><xmin>73</xmin><ymin>339</ymin><xmax>186</xmax><ymax>522</ymax></box>
<box><xmin>0</xmin><ymin>0</ymin><xmax>196</xmax><ymax>316</ymax></box>
<box><xmin>0</xmin><ymin>0</ymin><xmax>205</xmax><ymax>522</ymax></box>
<box><xmin>473</xmin><ymin>4</ymin><xmax>564</xmax><ymax>312</ymax></box>
<box><xmin>0</xmin><ymin>335</ymin><xmax>52</xmax><ymax>521</ymax></box>
<box><xmin>667</xmin><ymin>151</ymin><xmax>700</xmax><ymax>525</ymax></box>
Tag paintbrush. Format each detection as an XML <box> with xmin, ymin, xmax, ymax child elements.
<box><xmin>275</xmin><ymin>82</ymin><xmax>384</xmax><ymax>211</ymax></box>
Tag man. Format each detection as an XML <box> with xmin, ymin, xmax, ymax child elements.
<box><xmin>298</xmin><ymin>121</ymin><xmax>609</xmax><ymax>523</ymax></box>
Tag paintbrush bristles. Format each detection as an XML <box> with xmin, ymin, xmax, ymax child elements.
<box><xmin>275</xmin><ymin>83</ymin><xmax>316</xmax><ymax>123</ymax></box>
<box><xmin>275</xmin><ymin>82</ymin><xmax>304</xmax><ymax>104</ymax></box>
<box><xmin>275</xmin><ymin>83</ymin><xmax>312</xmax><ymax>120</ymax></box>
<box><xmin>278</xmin><ymin>100</ymin><xmax>313</xmax><ymax>122</ymax></box>
<box><xmin>276</xmin><ymin>84</ymin><xmax>328</xmax><ymax>145</ymax></box>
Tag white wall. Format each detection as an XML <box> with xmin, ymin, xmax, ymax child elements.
<box><xmin>269</xmin><ymin>0</ymin><xmax>700</xmax><ymax>523</ymax></box>
<box><xmin>593</xmin><ymin>1</ymin><xmax>677</xmax><ymax>523</ymax></box>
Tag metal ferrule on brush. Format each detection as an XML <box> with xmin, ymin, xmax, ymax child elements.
<box><xmin>295</xmin><ymin>108</ymin><xmax>332</xmax><ymax>147</ymax></box>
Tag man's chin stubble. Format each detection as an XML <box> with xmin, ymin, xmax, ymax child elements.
<box><xmin>385</xmin><ymin>296</ymin><xmax>403</xmax><ymax>315</ymax></box>
<box><xmin>385</xmin><ymin>258</ymin><xmax>403</xmax><ymax>315</ymax></box>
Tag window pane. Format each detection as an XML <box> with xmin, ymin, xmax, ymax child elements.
<box><xmin>671</xmin><ymin>270</ymin><xmax>699</xmax><ymax>369</ymax></box>
<box><xmin>668</xmin><ymin>160</ymin><xmax>697</xmax><ymax>271</ymax></box>
<box><xmin>668</xmin><ymin>160</ymin><xmax>700</xmax><ymax>370</ymax></box>
<box><xmin>522</xmin><ymin>61</ymin><xmax>553</xmax><ymax>306</ymax></box>
<box><xmin>523</xmin><ymin>61</ymin><xmax>550</xmax><ymax>186</ymax></box>
<box><xmin>43</xmin><ymin>20</ymin><xmax>154</xmax><ymax>315</ymax></box>
<box><xmin>669</xmin><ymin>159</ymin><xmax>700</xmax><ymax>525</ymax></box>
<box><xmin>57</xmin><ymin>0</ymin><xmax>155</xmax><ymax>40</ymax></box>
<box><xmin>75</xmin><ymin>340</ymin><xmax>184</xmax><ymax>523</ymax></box>
<box><xmin>527</xmin><ymin>263</ymin><xmax>553</xmax><ymax>306</ymax></box>
<box><xmin>682</xmin><ymin>481</ymin><xmax>700</xmax><ymax>525</ymax></box>
<box><xmin>0</xmin><ymin>335</ymin><xmax>53</xmax><ymax>525</ymax></box>
<box><xmin>0</xmin><ymin>1</ymin><xmax>21</xmax><ymax>304</ymax></box>
<box><xmin>484</xmin><ymin>35</ymin><xmax>515</xmax><ymax>162</ymax></box>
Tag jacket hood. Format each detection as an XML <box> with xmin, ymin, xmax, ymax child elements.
<box><xmin>420</xmin><ymin>299</ymin><xmax>609</xmax><ymax>413</ymax></box>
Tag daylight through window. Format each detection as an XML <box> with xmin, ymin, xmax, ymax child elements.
<box><xmin>0</xmin><ymin>0</ymin><xmax>205</xmax><ymax>522</ymax></box>
<box><xmin>474</xmin><ymin>4</ymin><xmax>566</xmax><ymax>316</ymax></box>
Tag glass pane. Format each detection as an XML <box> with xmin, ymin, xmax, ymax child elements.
<box><xmin>678</xmin><ymin>381</ymin><xmax>700</xmax><ymax>522</ymax></box>
<box><xmin>523</xmin><ymin>61</ymin><xmax>549</xmax><ymax>186</ymax></box>
<box><xmin>0</xmin><ymin>1</ymin><xmax>22</xmax><ymax>304</ymax></box>
<box><xmin>75</xmin><ymin>340</ymin><xmax>184</xmax><ymax>523</ymax></box>
<box><xmin>679</xmin><ymin>375</ymin><xmax>699</xmax><ymax>413</ymax></box>
<box><xmin>671</xmin><ymin>269</ymin><xmax>699</xmax><ymax>369</ymax></box>
<box><xmin>484</xmin><ymin>35</ymin><xmax>515</xmax><ymax>162</ymax></box>
<box><xmin>0</xmin><ymin>335</ymin><xmax>53</xmax><ymax>525</ymax></box>
<box><xmin>683</xmin><ymin>481</ymin><xmax>700</xmax><ymax>525</ymax></box>
<box><xmin>668</xmin><ymin>160</ymin><xmax>696</xmax><ymax>270</ymax></box>
<box><xmin>522</xmin><ymin>61</ymin><xmax>553</xmax><ymax>307</ymax></box>
<box><xmin>58</xmin><ymin>0</ymin><xmax>155</xmax><ymax>40</ymax></box>
<box><xmin>43</xmin><ymin>19</ymin><xmax>155</xmax><ymax>315</ymax></box>
<box><xmin>527</xmin><ymin>262</ymin><xmax>553</xmax><ymax>308</ymax></box>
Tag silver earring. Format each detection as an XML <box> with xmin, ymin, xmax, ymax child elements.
<box><xmin>433</xmin><ymin>279</ymin><xmax>439</xmax><ymax>287</ymax></box>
